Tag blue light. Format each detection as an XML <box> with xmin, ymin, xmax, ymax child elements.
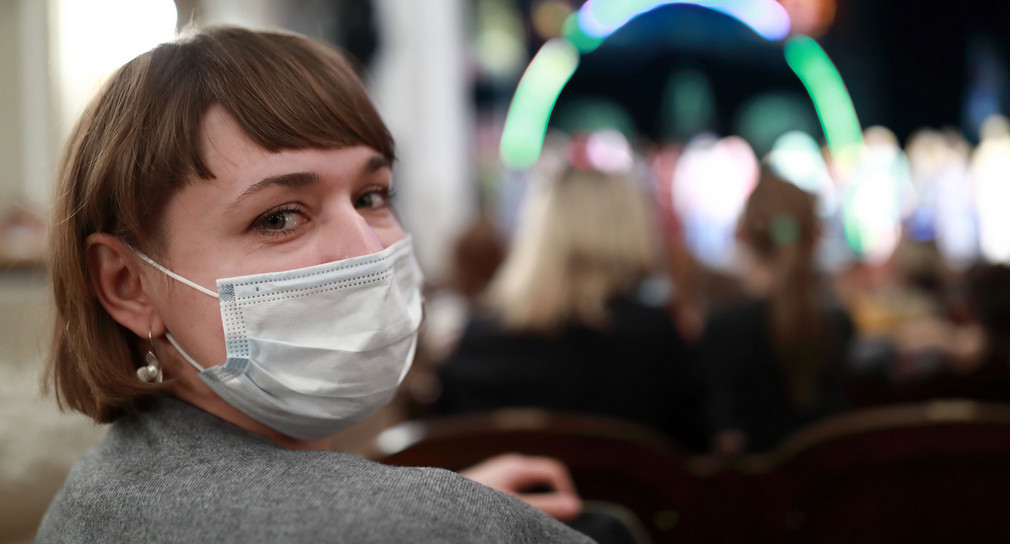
<box><xmin>576</xmin><ymin>0</ymin><xmax>791</xmax><ymax>41</ymax></box>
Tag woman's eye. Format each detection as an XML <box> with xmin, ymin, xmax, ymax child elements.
<box><xmin>355</xmin><ymin>188</ymin><xmax>391</xmax><ymax>210</ymax></box>
<box><xmin>255</xmin><ymin>208</ymin><xmax>305</xmax><ymax>233</ymax></box>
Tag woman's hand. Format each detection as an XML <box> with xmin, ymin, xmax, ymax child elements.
<box><xmin>459</xmin><ymin>453</ymin><xmax>583</xmax><ymax>522</ymax></box>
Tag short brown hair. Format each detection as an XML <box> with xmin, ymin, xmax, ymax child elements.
<box><xmin>45</xmin><ymin>27</ymin><xmax>395</xmax><ymax>422</ymax></box>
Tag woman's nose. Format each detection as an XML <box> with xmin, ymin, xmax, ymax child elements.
<box><xmin>318</xmin><ymin>213</ymin><xmax>384</xmax><ymax>262</ymax></box>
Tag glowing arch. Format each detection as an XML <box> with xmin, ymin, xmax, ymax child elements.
<box><xmin>500</xmin><ymin>0</ymin><xmax>863</xmax><ymax>170</ymax></box>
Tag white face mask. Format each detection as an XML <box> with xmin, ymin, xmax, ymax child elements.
<box><xmin>133</xmin><ymin>236</ymin><xmax>424</xmax><ymax>441</ymax></box>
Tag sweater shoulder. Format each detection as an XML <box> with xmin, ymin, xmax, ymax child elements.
<box><xmin>38</xmin><ymin>428</ymin><xmax>590</xmax><ymax>543</ymax></box>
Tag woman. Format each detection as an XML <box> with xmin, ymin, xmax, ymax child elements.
<box><xmin>436</xmin><ymin>168</ymin><xmax>708</xmax><ymax>452</ymax></box>
<box><xmin>701</xmin><ymin>169</ymin><xmax>854</xmax><ymax>453</ymax></box>
<box><xmin>37</xmin><ymin>27</ymin><xmax>591</xmax><ymax>543</ymax></box>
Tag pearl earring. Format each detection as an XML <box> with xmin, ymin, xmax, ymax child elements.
<box><xmin>137</xmin><ymin>330</ymin><xmax>163</xmax><ymax>383</ymax></box>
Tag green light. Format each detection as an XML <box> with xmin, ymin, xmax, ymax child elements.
<box><xmin>586</xmin><ymin>0</ymin><xmax>656</xmax><ymax>29</ymax></box>
<box><xmin>785</xmin><ymin>35</ymin><xmax>864</xmax><ymax>160</ymax></box>
<box><xmin>561</xmin><ymin>14</ymin><xmax>604</xmax><ymax>53</ymax></box>
<box><xmin>500</xmin><ymin>39</ymin><xmax>580</xmax><ymax>170</ymax></box>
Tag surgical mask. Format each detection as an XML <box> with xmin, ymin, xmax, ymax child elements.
<box><xmin>133</xmin><ymin>236</ymin><xmax>423</xmax><ymax>441</ymax></box>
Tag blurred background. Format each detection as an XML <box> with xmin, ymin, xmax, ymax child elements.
<box><xmin>5</xmin><ymin>0</ymin><xmax>1010</xmax><ymax>542</ymax></box>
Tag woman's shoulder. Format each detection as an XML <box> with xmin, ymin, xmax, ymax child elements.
<box><xmin>37</xmin><ymin>399</ymin><xmax>590</xmax><ymax>543</ymax></box>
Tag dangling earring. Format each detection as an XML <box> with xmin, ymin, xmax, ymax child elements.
<box><xmin>137</xmin><ymin>330</ymin><xmax>163</xmax><ymax>383</ymax></box>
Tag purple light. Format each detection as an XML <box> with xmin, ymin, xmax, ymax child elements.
<box><xmin>578</xmin><ymin>0</ymin><xmax>791</xmax><ymax>42</ymax></box>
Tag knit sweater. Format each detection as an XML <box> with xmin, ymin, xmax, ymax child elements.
<box><xmin>36</xmin><ymin>396</ymin><xmax>594</xmax><ymax>543</ymax></box>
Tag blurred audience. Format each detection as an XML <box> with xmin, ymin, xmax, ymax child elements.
<box><xmin>435</xmin><ymin>167</ymin><xmax>709</xmax><ymax>452</ymax></box>
<box><xmin>894</xmin><ymin>263</ymin><xmax>1010</xmax><ymax>402</ymax></box>
<box><xmin>945</xmin><ymin>264</ymin><xmax>1010</xmax><ymax>399</ymax></box>
<box><xmin>701</xmin><ymin>168</ymin><xmax>855</xmax><ymax>453</ymax></box>
<box><xmin>420</xmin><ymin>217</ymin><xmax>507</xmax><ymax>364</ymax></box>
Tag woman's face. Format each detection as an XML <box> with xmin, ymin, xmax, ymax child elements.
<box><xmin>146</xmin><ymin>104</ymin><xmax>404</xmax><ymax>373</ymax></box>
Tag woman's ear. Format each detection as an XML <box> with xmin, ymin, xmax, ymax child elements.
<box><xmin>85</xmin><ymin>233</ymin><xmax>165</xmax><ymax>339</ymax></box>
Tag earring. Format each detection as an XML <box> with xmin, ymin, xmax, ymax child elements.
<box><xmin>137</xmin><ymin>330</ymin><xmax>163</xmax><ymax>383</ymax></box>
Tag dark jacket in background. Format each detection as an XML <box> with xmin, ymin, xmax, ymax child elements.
<box><xmin>435</xmin><ymin>295</ymin><xmax>709</xmax><ymax>452</ymax></box>
<box><xmin>701</xmin><ymin>297</ymin><xmax>855</xmax><ymax>452</ymax></box>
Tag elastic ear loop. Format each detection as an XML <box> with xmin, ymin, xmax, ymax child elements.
<box><xmin>165</xmin><ymin>332</ymin><xmax>207</xmax><ymax>372</ymax></box>
<box><xmin>128</xmin><ymin>246</ymin><xmax>220</xmax><ymax>298</ymax></box>
<box><xmin>127</xmin><ymin>245</ymin><xmax>213</xmax><ymax>372</ymax></box>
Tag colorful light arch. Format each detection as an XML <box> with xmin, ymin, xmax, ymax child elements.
<box><xmin>499</xmin><ymin>0</ymin><xmax>863</xmax><ymax>170</ymax></box>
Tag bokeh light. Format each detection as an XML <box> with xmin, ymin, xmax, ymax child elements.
<box><xmin>555</xmin><ymin>99</ymin><xmax>637</xmax><ymax>140</ymax></box>
<box><xmin>905</xmin><ymin>129</ymin><xmax>978</xmax><ymax>267</ymax></box>
<box><xmin>673</xmin><ymin>136</ymin><xmax>759</xmax><ymax>270</ymax></box>
<box><xmin>500</xmin><ymin>39</ymin><xmax>580</xmax><ymax>170</ymax></box>
<box><xmin>777</xmin><ymin>0</ymin><xmax>837</xmax><ymax>38</ymax></box>
<box><xmin>585</xmin><ymin>130</ymin><xmax>635</xmax><ymax>173</ymax></box>
<box><xmin>473</xmin><ymin>0</ymin><xmax>528</xmax><ymax>81</ymax></box>
<box><xmin>574</xmin><ymin>0</ymin><xmax>791</xmax><ymax>42</ymax></box>
<box><xmin>841</xmin><ymin>127</ymin><xmax>914</xmax><ymax>264</ymax></box>
<box><xmin>532</xmin><ymin>0</ymin><xmax>574</xmax><ymax>41</ymax></box>
<box><xmin>662</xmin><ymin>70</ymin><xmax>716</xmax><ymax>141</ymax></box>
<box><xmin>972</xmin><ymin>114</ymin><xmax>1010</xmax><ymax>264</ymax></box>
<box><xmin>785</xmin><ymin>35</ymin><xmax>864</xmax><ymax>164</ymax></box>
<box><xmin>767</xmin><ymin>130</ymin><xmax>837</xmax><ymax>217</ymax></box>
<box><xmin>735</xmin><ymin>92</ymin><xmax>820</xmax><ymax>157</ymax></box>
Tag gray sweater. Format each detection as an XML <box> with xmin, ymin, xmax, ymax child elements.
<box><xmin>36</xmin><ymin>396</ymin><xmax>595</xmax><ymax>543</ymax></box>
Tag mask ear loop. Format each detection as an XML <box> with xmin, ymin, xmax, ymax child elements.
<box><xmin>127</xmin><ymin>245</ymin><xmax>220</xmax><ymax>299</ymax></box>
<box><xmin>165</xmin><ymin>332</ymin><xmax>207</xmax><ymax>372</ymax></box>
<box><xmin>125</xmin><ymin>245</ymin><xmax>212</xmax><ymax>373</ymax></box>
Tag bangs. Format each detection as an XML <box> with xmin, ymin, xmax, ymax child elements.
<box><xmin>159</xmin><ymin>27</ymin><xmax>395</xmax><ymax>182</ymax></box>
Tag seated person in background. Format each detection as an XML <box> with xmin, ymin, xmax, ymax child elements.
<box><xmin>420</xmin><ymin>216</ymin><xmax>507</xmax><ymax>364</ymax></box>
<box><xmin>905</xmin><ymin>263</ymin><xmax>1010</xmax><ymax>402</ymax></box>
<box><xmin>436</xmin><ymin>167</ymin><xmax>708</xmax><ymax>452</ymax></box>
<box><xmin>701</xmin><ymin>169</ymin><xmax>854</xmax><ymax>454</ymax></box>
<box><xmin>37</xmin><ymin>27</ymin><xmax>591</xmax><ymax>543</ymax></box>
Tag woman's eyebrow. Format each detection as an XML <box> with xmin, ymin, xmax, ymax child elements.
<box><xmin>360</xmin><ymin>155</ymin><xmax>392</xmax><ymax>177</ymax></box>
<box><xmin>228</xmin><ymin>171</ymin><xmax>319</xmax><ymax>210</ymax></box>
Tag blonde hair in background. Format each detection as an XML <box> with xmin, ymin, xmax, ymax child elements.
<box><xmin>489</xmin><ymin>168</ymin><xmax>659</xmax><ymax>333</ymax></box>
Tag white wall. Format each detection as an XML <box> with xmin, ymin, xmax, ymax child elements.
<box><xmin>0</xmin><ymin>1</ymin><xmax>56</xmax><ymax>211</ymax></box>
<box><xmin>370</xmin><ymin>0</ymin><xmax>476</xmax><ymax>282</ymax></box>
<box><xmin>0</xmin><ymin>2</ymin><xmax>27</xmax><ymax>208</ymax></box>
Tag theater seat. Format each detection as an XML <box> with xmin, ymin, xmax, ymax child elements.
<box><xmin>741</xmin><ymin>400</ymin><xmax>1010</xmax><ymax>543</ymax></box>
<box><xmin>369</xmin><ymin>409</ymin><xmax>725</xmax><ymax>544</ymax></box>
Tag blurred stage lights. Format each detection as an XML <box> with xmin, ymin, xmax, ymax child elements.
<box><xmin>531</xmin><ymin>0</ymin><xmax>574</xmax><ymax>40</ymax></box>
<box><xmin>584</xmin><ymin>130</ymin><xmax>635</xmax><ymax>173</ymax></box>
<box><xmin>576</xmin><ymin>0</ymin><xmax>791</xmax><ymax>43</ymax></box>
<box><xmin>778</xmin><ymin>0</ymin><xmax>837</xmax><ymax>38</ymax></box>
<box><xmin>500</xmin><ymin>0</ymin><xmax>862</xmax><ymax>171</ymax></box>
<box><xmin>785</xmin><ymin>36</ymin><xmax>864</xmax><ymax>162</ymax></box>
<box><xmin>767</xmin><ymin>130</ymin><xmax>837</xmax><ymax>217</ymax></box>
<box><xmin>499</xmin><ymin>39</ymin><xmax>580</xmax><ymax>174</ymax></box>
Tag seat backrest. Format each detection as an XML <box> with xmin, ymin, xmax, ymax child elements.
<box><xmin>739</xmin><ymin>400</ymin><xmax>1010</xmax><ymax>543</ymax></box>
<box><xmin>370</xmin><ymin>409</ymin><xmax>725</xmax><ymax>544</ymax></box>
